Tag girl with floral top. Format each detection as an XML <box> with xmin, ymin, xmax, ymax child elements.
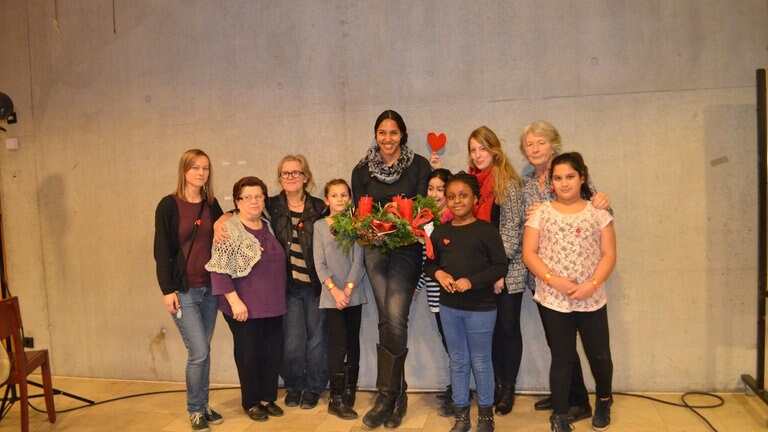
<box><xmin>522</xmin><ymin>152</ymin><xmax>616</xmax><ymax>432</ymax></box>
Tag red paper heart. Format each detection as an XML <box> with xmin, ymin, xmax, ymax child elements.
<box><xmin>443</xmin><ymin>238</ymin><xmax>451</xmax><ymax>245</ymax></box>
<box><xmin>427</xmin><ymin>132</ymin><xmax>447</xmax><ymax>153</ymax></box>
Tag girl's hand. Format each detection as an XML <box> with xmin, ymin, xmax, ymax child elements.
<box><xmin>435</xmin><ymin>270</ymin><xmax>456</xmax><ymax>293</ymax></box>
<box><xmin>228</xmin><ymin>298</ymin><xmax>249</xmax><ymax>322</ymax></box>
<box><xmin>429</xmin><ymin>152</ymin><xmax>442</xmax><ymax>169</ymax></box>
<box><xmin>590</xmin><ymin>192</ymin><xmax>611</xmax><ymax>210</ymax></box>
<box><xmin>550</xmin><ymin>275</ymin><xmax>577</xmax><ymax>296</ymax></box>
<box><xmin>525</xmin><ymin>202</ymin><xmax>543</xmax><ymax>221</ymax></box>
<box><xmin>567</xmin><ymin>282</ymin><xmax>597</xmax><ymax>301</ymax></box>
<box><xmin>213</xmin><ymin>220</ymin><xmax>231</xmax><ymax>244</ymax></box>
<box><xmin>413</xmin><ymin>290</ymin><xmax>421</xmax><ymax>301</ymax></box>
<box><xmin>163</xmin><ymin>293</ymin><xmax>180</xmax><ymax>313</ymax></box>
<box><xmin>493</xmin><ymin>278</ymin><xmax>504</xmax><ymax>294</ymax></box>
<box><xmin>331</xmin><ymin>288</ymin><xmax>350</xmax><ymax>310</ymax></box>
<box><xmin>454</xmin><ymin>278</ymin><xmax>472</xmax><ymax>292</ymax></box>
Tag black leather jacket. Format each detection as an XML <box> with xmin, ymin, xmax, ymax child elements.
<box><xmin>267</xmin><ymin>191</ymin><xmax>327</xmax><ymax>295</ymax></box>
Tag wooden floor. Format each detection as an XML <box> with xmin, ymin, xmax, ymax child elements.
<box><xmin>0</xmin><ymin>376</ymin><xmax>766</xmax><ymax>431</ymax></box>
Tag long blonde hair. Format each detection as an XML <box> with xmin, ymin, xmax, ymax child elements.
<box><xmin>467</xmin><ymin>126</ymin><xmax>521</xmax><ymax>204</ymax></box>
<box><xmin>175</xmin><ymin>149</ymin><xmax>215</xmax><ymax>205</ymax></box>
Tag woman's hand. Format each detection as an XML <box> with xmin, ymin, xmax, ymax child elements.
<box><xmin>213</xmin><ymin>214</ymin><xmax>233</xmax><ymax>244</ymax></box>
<box><xmin>567</xmin><ymin>281</ymin><xmax>597</xmax><ymax>301</ymax></box>
<box><xmin>590</xmin><ymin>192</ymin><xmax>611</xmax><ymax>210</ymax></box>
<box><xmin>228</xmin><ymin>297</ymin><xmax>249</xmax><ymax>321</ymax></box>
<box><xmin>493</xmin><ymin>278</ymin><xmax>504</xmax><ymax>294</ymax></box>
<box><xmin>331</xmin><ymin>287</ymin><xmax>350</xmax><ymax>310</ymax></box>
<box><xmin>163</xmin><ymin>293</ymin><xmax>180</xmax><ymax>313</ymax></box>
<box><xmin>429</xmin><ymin>152</ymin><xmax>442</xmax><ymax>170</ymax></box>
<box><xmin>525</xmin><ymin>202</ymin><xmax>543</xmax><ymax>221</ymax></box>
<box><xmin>453</xmin><ymin>278</ymin><xmax>472</xmax><ymax>292</ymax></box>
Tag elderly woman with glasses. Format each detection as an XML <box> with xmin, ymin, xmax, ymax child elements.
<box><xmin>208</xmin><ymin>176</ymin><xmax>286</xmax><ymax>422</ymax></box>
<box><xmin>267</xmin><ymin>155</ymin><xmax>329</xmax><ymax>410</ymax></box>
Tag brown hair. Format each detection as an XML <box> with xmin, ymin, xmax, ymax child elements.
<box><xmin>466</xmin><ymin>126</ymin><xmax>521</xmax><ymax>204</ymax></box>
<box><xmin>232</xmin><ymin>176</ymin><xmax>268</xmax><ymax>210</ymax></box>
<box><xmin>276</xmin><ymin>154</ymin><xmax>316</xmax><ymax>194</ymax></box>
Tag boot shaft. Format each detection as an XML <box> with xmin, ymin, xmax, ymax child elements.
<box><xmin>450</xmin><ymin>406</ymin><xmax>471</xmax><ymax>432</ymax></box>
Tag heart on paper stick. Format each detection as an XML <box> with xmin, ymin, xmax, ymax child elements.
<box><xmin>427</xmin><ymin>132</ymin><xmax>447</xmax><ymax>153</ymax></box>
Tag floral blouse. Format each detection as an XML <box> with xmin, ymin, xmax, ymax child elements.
<box><xmin>526</xmin><ymin>202</ymin><xmax>613</xmax><ymax>312</ymax></box>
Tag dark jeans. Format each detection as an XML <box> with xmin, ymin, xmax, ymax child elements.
<box><xmin>537</xmin><ymin>302</ymin><xmax>590</xmax><ymax>408</ymax></box>
<box><xmin>327</xmin><ymin>304</ymin><xmax>363</xmax><ymax>375</ymax></box>
<box><xmin>224</xmin><ymin>314</ymin><xmax>283</xmax><ymax>410</ymax></box>
<box><xmin>539</xmin><ymin>305</ymin><xmax>613</xmax><ymax>415</ymax></box>
<box><xmin>365</xmin><ymin>244</ymin><xmax>422</xmax><ymax>355</ymax></box>
<box><xmin>491</xmin><ymin>291</ymin><xmax>523</xmax><ymax>386</ymax></box>
<box><xmin>281</xmin><ymin>282</ymin><xmax>329</xmax><ymax>394</ymax></box>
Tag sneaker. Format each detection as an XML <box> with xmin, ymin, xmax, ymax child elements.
<box><xmin>284</xmin><ymin>390</ymin><xmax>301</xmax><ymax>407</ymax></box>
<box><xmin>567</xmin><ymin>403</ymin><xmax>592</xmax><ymax>423</ymax></box>
<box><xmin>300</xmin><ymin>391</ymin><xmax>320</xmax><ymax>409</ymax></box>
<box><xmin>591</xmin><ymin>397</ymin><xmax>613</xmax><ymax>431</ymax></box>
<box><xmin>204</xmin><ymin>406</ymin><xmax>223</xmax><ymax>425</ymax></box>
<box><xmin>190</xmin><ymin>412</ymin><xmax>210</xmax><ymax>432</ymax></box>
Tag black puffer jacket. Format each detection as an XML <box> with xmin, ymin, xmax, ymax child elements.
<box><xmin>267</xmin><ymin>191</ymin><xmax>327</xmax><ymax>295</ymax></box>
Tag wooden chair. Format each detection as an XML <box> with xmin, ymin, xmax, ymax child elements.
<box><xmin>0</xmin><ymin>296</ymin><xmax>55</xmax><ymax>432</ymax></box>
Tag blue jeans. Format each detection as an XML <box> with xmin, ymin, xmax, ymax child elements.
<box><xmin>171</xmin><ymin>286</ymin><xmax>218</xmax><ymax>414</ymax></box>
<box><xmin>365</xmin><ymin>244</ymin><xmax>422</xmax><ymax>355</ymax></box>
<box><xmin>440</xmin><ymin>305</ymin><xmax>497</xmax><ymax>408</ymax></box>
<box><xmin>281</xmin><ymin>282</ymin><xmax>329</xmax><ymax>394</ymax></box>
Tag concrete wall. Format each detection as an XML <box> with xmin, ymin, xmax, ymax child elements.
<box><xmin>0</xmin><ymin>0</ymin><xmax>765</xmax><ymax>391</ymax></box>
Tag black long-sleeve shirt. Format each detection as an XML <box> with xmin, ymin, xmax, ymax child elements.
<box><xmin>424</xmin><ymin>220</ymin><xmax>508</xmax><ymax>311</ymax></box>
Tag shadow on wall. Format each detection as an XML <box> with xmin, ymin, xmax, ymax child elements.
<box><xmin>704</xmin><ymin>103</ymin><xmax>757</xmax><ymax>391</ymax></box>
<box><xmin>37</xmin><ymin>174</ymin><xmax>68</xmax><ymax>283</ymax></box>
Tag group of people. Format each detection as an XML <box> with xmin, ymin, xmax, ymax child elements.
<box><xmin>153</xmin><ymin>110</ymin><xmax>617</xmax><ymax>432</ymax></box>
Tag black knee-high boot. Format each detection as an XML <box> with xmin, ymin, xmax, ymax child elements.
<box><xmin>363</xmin><ymin>345</ymin><xmax>407</xmax><ymax>429</ymax></box>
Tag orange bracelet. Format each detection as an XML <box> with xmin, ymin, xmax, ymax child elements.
<box><xmin>590</xmin><ymin>278</ymin><xmax>601</xmax><ymax>290</ymax></box>
<box><xmin>544</xmin><ymin>272</ymin><xmax>553</xmax><ymax>285</ymax></box>
<box><xmin>345</xmin><ymin>282</ymin><xmax>355</xmax><ymax>290</ymax></box>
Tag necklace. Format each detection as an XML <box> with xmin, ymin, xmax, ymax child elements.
<box><xmin>287</xmin><ymin>195</ymin><xmax>305</xmax><ymax>208</ymax></box>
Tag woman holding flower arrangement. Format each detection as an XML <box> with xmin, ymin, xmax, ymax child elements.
<box><xmin>350</xmin><ymin>109</ymin><xmax>432</xmax><ymax>429</ymax></box>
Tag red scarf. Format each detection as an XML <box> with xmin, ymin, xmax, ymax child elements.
<box><xmin>470</xmin><ymin>166</ymin><xmax>495</xmax><ymax>222</ymax></box>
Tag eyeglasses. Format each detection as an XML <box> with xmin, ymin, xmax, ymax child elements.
<box><xmin>238</xmin><ymin>194</ymin><xmax>265</xmax><ymax>202</ymax></box>
<box><xmin>280</xmin><ymin>170</ymin><xmax>305</xmax><ymax>179</ymax></box>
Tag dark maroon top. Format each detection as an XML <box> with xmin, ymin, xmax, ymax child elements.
<box><xmin>211</xmin><ymin>224</ymin><xmax>287</xmax><ymax>319</ymax></box>
<box><xmin>175</xmin><ymin>196</ymin><xmax>213</xmax><ymax>288</ymax></box>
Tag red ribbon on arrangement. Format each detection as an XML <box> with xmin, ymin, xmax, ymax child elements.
<box><xmin>410</xmin><ymin>208</ymin><xmax>435</xmax><ymax>259</ymax></box>
<box><xmin>371</xmin><ymin>219</ymin><xmax>395</xmax><ymax>233</ymax></box>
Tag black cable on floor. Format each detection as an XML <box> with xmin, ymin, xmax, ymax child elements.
<box><xmin>22</xmin><ymin>385</ymin><xmax>239</xmax><ymax>415</ymax></box>
<box><xmin>613</xmin><ymin>391</ymin><xmax>725</xmax><ymax>432</ymax></box>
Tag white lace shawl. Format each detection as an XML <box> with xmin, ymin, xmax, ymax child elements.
<box><xmin>205</xmin><ymin>215</ymin><xmax>266</xmax><ymax>278</ymax></box>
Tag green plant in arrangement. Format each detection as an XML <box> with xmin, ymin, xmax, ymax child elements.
<box><xmin>330</xmin><ymin>195</ymin><xmax>441</xmax><ymax>255</ymax></box>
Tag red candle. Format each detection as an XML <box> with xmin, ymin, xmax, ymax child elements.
<box><xmin>395</xmin><ymin>196</ymin><xmax>413</xmax><ymax>223</ymax></box>
<box><xmin>357</xmin><ymin>195</ymin><xmax>373</xmax><ymax>217</ymax></box>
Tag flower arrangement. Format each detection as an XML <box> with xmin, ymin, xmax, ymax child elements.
<box><xmin>331</xmin><ymin>195</ymin><xmax>441</xmax><ymax>257</ymax></box>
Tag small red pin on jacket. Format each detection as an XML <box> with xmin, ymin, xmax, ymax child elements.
<box><xmin>194</xmin><ymin>219</ymin><xmax>202</xmax><ymax>227</ymax></box>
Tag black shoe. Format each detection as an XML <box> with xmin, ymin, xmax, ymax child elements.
<box><xmin>343</xmin><ymin>364</ymin><xmax>360</xmax><ymax>407</ymax></box>
<box><xmin>363</xmin><ymin>345</ymin><xmax>407</xmax><ymax>429</ymax></box>
<box><xmin>190</xmin><ymin>412</ymin><xmax>210</xmax><ymax>432</ymax></box>
<box><xmin>300</xmin><ymin>391</ymin><xmax>320</xmax><ymax>409</ymax></box>
<box><xmin>261</xmin><ymin>401</ymin><xmax>284</xmax><ymax>417</ymax></box>
<box><xmin>477</xmin><ymin>406</ymin><xmax>495</xmax><ymax>432</ymax></box>
<box><xmin>284</xmin><ymin>390</ymin><xmax>301</xmax><ymax>407</ymax></box>
<box><xmin>550</xmin><ymin>413</ymin><xmax>573</xmax><ymax>432</ymax></box>
<box><xmin>535</xmin><ymin>395</ymin><xmax>553</xmax><ymax>411</ymax></box>
<box><xmin>591</xmin><ymin>397</ymin><xmax>612</xmax><ymax>431</ymax></box>
<box><xmin>450</xmin><ymin>406</ymin><xmax>471</xmax><ymax>432</ymax></box>
<box><xmin>436</xmin><ymin>385</ymin><xmax>452</xmax><ymax>404</ymax></box>
<box><xmin>494</xmin><ymin>382</ymin><xmax>514</xmax><ymax>416</ymax></box>
<box><xmin>328</xmin><ymin>395</ymin><xmax>359</xmax><ymax>420</ymax></box>
<box><xmin>246</xmin><ymin>405</ymin><xmax>268</xmax><ymax>422</ymax></box>
<box><xmin>566</xmin><ymin>402</ymin><xmax>592</xmax><ymax>423</ymax></box>
<box><xmin>437</xmin><ymin>399</ymin><xmax>455</xmax><ymax>417</ymax></box>
<box><xmin>204</xmin><ymin>405</ymin><xmax>223</xmax><ymax>425</ymax></box>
